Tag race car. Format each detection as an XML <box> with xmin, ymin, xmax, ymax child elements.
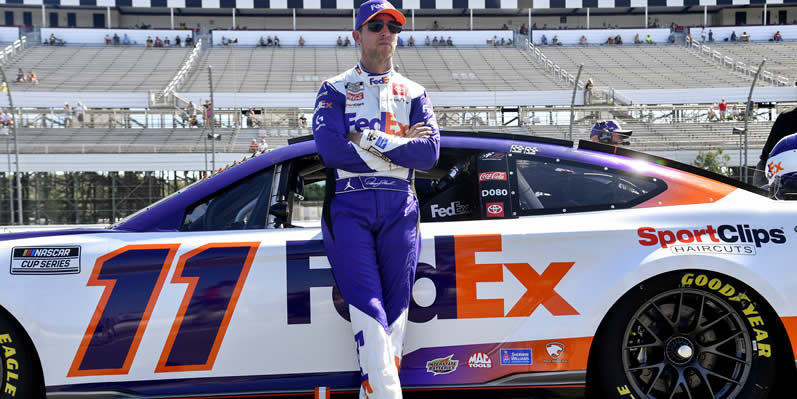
<box><xmin>1</xmin><ymin>131</ymin><xmax>796</xmax><ymax>399</ymax></box>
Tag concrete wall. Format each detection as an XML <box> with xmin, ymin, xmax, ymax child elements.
<box><xmin>532</xmin><ymin>27</ymin><xmax>670</xmax><ymax>45</ymax></box>
<box><xmin>211</xmin><ymin>29</ymin><xmax>512</xmax><ymax>46</ymax></box>
<box><xmin>689</xmin><ymin>24</ymin><xmax>797</xmax><ymax>42</ymax></box>
<box><xmin>41</xmin><ymin>27</ymin><xmax>193</xmax><ymax>45</ymax></box>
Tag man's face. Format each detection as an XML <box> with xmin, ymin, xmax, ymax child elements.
<box><xmin>354</xmin><ymin>14</ymin><xmax>400</xmax><ymax>62</ymax></box>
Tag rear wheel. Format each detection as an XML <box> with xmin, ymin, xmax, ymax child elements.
<box><xmin>589</xmin><ymin>270</ymin><xmax>778</xmax><ymax>399</ymax></box>
<box><xmin>0</xmin><ymin>309</ymin><xmax>45</xmax><ymax>399</ymax></box>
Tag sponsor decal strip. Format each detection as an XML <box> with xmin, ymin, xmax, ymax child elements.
<box><xmin>400</xmin><ymin>337</ymin><xmax>592</xmax><ymax>385</ymax></box>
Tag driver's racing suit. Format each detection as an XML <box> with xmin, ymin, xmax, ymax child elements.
<box><xmin>313</xmin><ymin>63</ymin><xmax>440</xmax><ymax>398</ymax></box>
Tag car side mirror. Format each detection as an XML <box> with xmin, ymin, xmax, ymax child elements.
<box><xmin>269</xmin><ymin>201</ymin><xmax>291</xmax><ymax>227</ymax></box>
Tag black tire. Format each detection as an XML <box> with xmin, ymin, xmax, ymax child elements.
<box><xmin>588</xmin><ymin>270</ymin><xmax>778</xmax><ymax>399</ymax></box>
<box><xmin>0</xmin><ymin>309</ymin><xmax>45</xmax><ymax>399</ymax></box>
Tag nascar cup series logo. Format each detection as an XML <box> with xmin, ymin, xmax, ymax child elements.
<box><xmin>426</xmin><ymin>355</ymin><xmax>459</xmax><ymax>375</ymax></box>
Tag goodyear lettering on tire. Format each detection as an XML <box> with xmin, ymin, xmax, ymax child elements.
<box><xmin>681</xmin><ymin>272</ymin><xmax>771</xmax><ymax>358</ymax></box>
<box><xmin>0</xmin><ymin>333</ymin><xmax>19</xmax><ymax>396</ymax></box>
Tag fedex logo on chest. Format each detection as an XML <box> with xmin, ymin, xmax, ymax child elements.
<box><xmin>345</xmin><ymin>111</ymin><xmax>409</xmax><ymax>136</ymax></box>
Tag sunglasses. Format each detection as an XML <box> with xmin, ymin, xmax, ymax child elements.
<box><xmin>366</xmin><ymin>20</ymin><xmax>403</xmax><ymax>34</ymax></box>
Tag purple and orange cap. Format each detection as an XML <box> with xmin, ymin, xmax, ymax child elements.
<box><xmin>355</xmin><ymin>0</ymin><xmax>406</xmax><ymax>30</ymax></box>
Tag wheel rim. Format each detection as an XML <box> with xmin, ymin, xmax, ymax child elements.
<box><xmin>621</xmin><ymin>288</ymin><xmax>752</xmax><ymax>399</ymax></box>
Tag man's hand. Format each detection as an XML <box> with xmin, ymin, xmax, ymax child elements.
<box><xmin>405</xmin><ymin>122</ymin><xmax>433</xmax><ymax>139</ymax></box>
<box><xmin>346</xmin><ymin>132</ymin><xmax>363</xmax><ymax>144</ymax></box>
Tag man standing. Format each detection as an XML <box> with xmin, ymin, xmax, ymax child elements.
<box><xmin>312</xmin><ymin>1</ymin><xmax>440</xmax><ymax>397</ymax></box>
<box><xmin>719</xmin><ymin>98</ymin><xmax>728</xmax><ymax>120</ymax></box>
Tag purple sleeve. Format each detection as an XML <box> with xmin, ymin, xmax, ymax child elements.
<box><xmin>382</xmin><ymin>91</ymin><xmax>440</xmax><ymax>170</ymax></box>
<box><xmin>312</xmin><ymin>82</ymin><xmax>375</xmax><ymax>173</ymax></box>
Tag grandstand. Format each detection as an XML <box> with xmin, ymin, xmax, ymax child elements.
<box><xmin>4</xmin><ymin>46</ymin><xmax>191</xmax><ymax>92</ymax></box>
<box><xmin>180</xmin><ymin>46</ymin><xmax>569</xmax><ymax>92</ymax></box>
<box><xmin>538</xmin><ymin>44</ymin><xmax>763</xmax><ymax>90</ymax></box>
<box><xmin>704</xmin><ymin>42</ymin><xmax>797</xmax><ymax>80</ymax></box>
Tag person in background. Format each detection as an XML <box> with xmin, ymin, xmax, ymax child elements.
<box><xmin>299</xmin><ymin>36</ymin><xmax>306</xmax><ymax>47</ymax></box>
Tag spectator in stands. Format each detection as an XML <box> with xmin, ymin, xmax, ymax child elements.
<box><xmin>520</xmin><ymin>24</ymin><xmax>528</xmax><ymax>35</ymax></box>
<box><xmin>185</xmin><ymin>35</ymin><xmax>193</xmax><ymax>46</ymax></box>
<box><xmin>221</xmin><ymin>36</ymin><xmax>228</xmax><ymax>46</ymax></box>
<box><xmin>113</xmin><ymin>33</ymin><xmax>120</xmax><ymax>45</ymax></box>
<box><xmin>730</xmin><ymin>31</ymin><xmax>737</xmax><ymax>42</ymax></box>
<box><xmin>700</xmin><ymin>27</ymin><xmax>706</xmax><ymax>42</ymax></box>
<box><xmin>249</xmin><ymin>138</ymin><xmax>259</xmax><ymax>153</ymax></box>
<box><xmin>266</xmin><ymin>36</ymin><xmax>274</xmax><ymax>47</ymax></box>
<box><xmin>49</xmin><ymin>33</ymin><xmax>56</xmax><ymax>46</ymax></box>
<box><xmin>28</xmin><ymin>71</ymin><xmax>38</xmax><ymax>85</ymax></box>
<box><xmin>246</xmin><ymin>108</ymin><xmax>256</xmax><ymax>127</ymax></box>
<box><xmin>552</xmin><ymin>35</ymin><xmax>561</xmax><ymax>45</ymax></box>
<box><xmin>1</xmin><ymin>110</ymin><xmax>12</xmax><ymax>129</ymax></box>
<box><xmin>433</xmin><ymin>20</ymin><xmax>440</xmax><ymax>30</ymax></box>
<box><xmin>607</xmin><ymin>36</ymin><xmax>614</xmax><ymax>45</ymax></box>
<box><xmin>646</xmin><ymin>34</ymin><xmax>653</xmax><ymax>44</ymax></box>
<box><xmin>397</xmin><ymin>36</ymin><xmax>404</xmax><ymax>46</ymax></box>
<box><xmin>146</xmin><ymin>36</ymin><xmax>153</xmax><ymax>47</ymax></box>
<box><xmin>259</xmin><ymin>36</ymin><xmax>266</xmax><ymax>47</ymax></box>
<box><xmin>15</xmin><ymin>68</ymin><xmax>24</xmax><ymax>83</ymax></box>
<box><xmin>274</xmin><ymin>36</ymin><xmax>280</xmax><ymax>47</ymax></box>
<box><xmin>707</xmin><ymin>106</ymin><xmax>718</xmax><ymax>121</ymax></box>
<box><xmin>299</xmin><ymin>114</ymin><xmax>308</xmax><ymax>128</ymax></box>
<box><xmin>105</xmin><ymin>34</ymin><xmax>112</xmax><ymax>45</ymax></box>
<box><xmin>203</xmin><ymin>100</ymin><xmax>213</xmax><ymax>126</ymax></box>
<box><xmin>740</xmin><ymin>31</ymin><xmax>750</xmax><ymax>42</ymax></box>
<box><xmin>344</xmin><ymin>36</ymin><xmax>351</xmax><ymax>47</ymax></box>
<box><xmin>719</xmin><ymin>98</ymin><xmax>727</xmax><ymax>120</ymax></box>
<box><xmin>584</xmin><ymin>79</ymin><xmax>593</xmax><ymax>104</ymax></box>
<box><xmin>155</xmin><ymin>37</ymin><xmax>163</xmax><ymax>47</ymax></box>
<box><xmin>500</xmin><ymin>37</ymin><xmax>505</xmax><ymax>46</ymax></box>
<box><xmin>728</xmin><ymin>106</ymin><xmax>739</xmax><ymax>120</ymax></box>
<box><xmin>164</xmin><ymin>36</ymin><xmax>171</xmax><ymax>46</ymax></box>
<box><xmin>433</xmin><ymin>36</ymin><xmax>439</xmax><ymax>46</ymax></box>
<box><xmin>667</xmin><ymin>32</ymin><xmax>675</xmax><ymax>43</ymax></box>
<box><xmin>76</xmin><ymin>101</ymin><xmax>88</xmax><ymax>127</ymax></box>
<box><xmin>337</xmin><ymin>36</ymin><xmax>343</xmax><ymax>47</ymax></box>
<box><xmin>425</xmin><ymin>35</ymin><xmax>431</xmax><ymax>46</ymax></box>
<box><xmin>258</xmin><ymin>138</ymin><xmax>268</xmax><ymax>152</ymax></box>
<box><xmin>505</xmin><ymin>38</ymin><xmax>512</xmax><ymax>46</ymax></box>
<box><xmin>540</xmin><ymin>34</ymin><xmax>548</xmax><ymax>45</ymax></box>
<box><xmin>502</xmin><ymin>23</ymin><xmax>509</xmax><ymax>30</ymax></box>
<box><xmin>615</xmin><ymin>34</ymin><xmax>623</xmax><ymax>45</ymax></box>
<box><xmin>299</xmin><ymin>36</ymin><xmax>306</xmax><ymax>47</ymax></box>
<box><xmin>64</xmin><ymin>103</ymin><xmax>73</xmax><ymax>128</ymax></box>
<box><xmin>408</xmin><ymin>35</ymin><xmax>415</xmax><ymax>46</ymax></box>
<box><xmin>189</xmin><ymin>114</ymin><xmax>198</xmax><ymax>127</ymax></box>
<box><xmin>580</xmin><ymin>35</ymin><xmax>587</xmax><ymax>45</ymax></box>
<box><xmin>633</xmin><ymin>33</ymin><xmax>642</xmax><ymax>44</ymax></box>
<box><xmin>123</xmin><ymin>34</ymin><xmax>131</xmax><ymax>45</ymax></box>
<box><xmin>708</xmin><ymin>29</ymin><xmax>714</xmax><ymax>42</ymax></box>
<box><xmin>774</xmin><ymin>31</ymin><xmax>783</xmax><ymax>42</ymax></box>
<box><xmin>175</xmin><ymin>35</ymin><xmax>181</xmax><ymax>47</ymax></box>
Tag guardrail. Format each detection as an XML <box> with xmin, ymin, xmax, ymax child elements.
<box><xmin>685</xmin><ymin>38</ymin><xmax>791</xmax><ymax>87</ymax></box>
<box><xmin>0</xmin><ymin>36</ymin><xmax>27</xmax><ymax>65</ymax></box>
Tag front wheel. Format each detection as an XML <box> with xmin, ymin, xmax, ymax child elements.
<box><xmin>589</xmin><ymin>270</ymin><xmax>778</xmax><ymax>399</ymax></box>
<box><xmin>0</xmin><ymin>309</ymin><xmax>45</xmax><ymax>399</ymax></box>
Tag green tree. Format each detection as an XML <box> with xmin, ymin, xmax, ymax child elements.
<box><xmin>693</xmin><ymin>148</ymin><xmax>731</xmax><ymax>176</ymax></box>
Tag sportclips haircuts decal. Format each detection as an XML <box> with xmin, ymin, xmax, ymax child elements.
<box><xmin>637</xmin><ymin>225</ymin><xmax>786</xmax><ymax>255</ymax></box>
<box><xmin>286</xmin><ymin>234</ymin><xmax>578</xmax><ymax>325</ymax></box>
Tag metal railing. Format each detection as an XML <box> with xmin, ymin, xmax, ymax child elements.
<box><xmin>526</xmin><ymin>40</ymin><xmax>585</xmax><ymax>90</ymax></box>
<box><xmin>150</xmin><ymin>38</ymin><xmax>203</xmax><ymax>107</ymax></box>
<box><xmin>685</xmin><ymin>38</ymin><xmax>791</xmax><ymax>87</ymax></box>
<box><xmin>0</xmin><ymin>36</ymin><xmax>27</xmax><ymax>65</ymax></box>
